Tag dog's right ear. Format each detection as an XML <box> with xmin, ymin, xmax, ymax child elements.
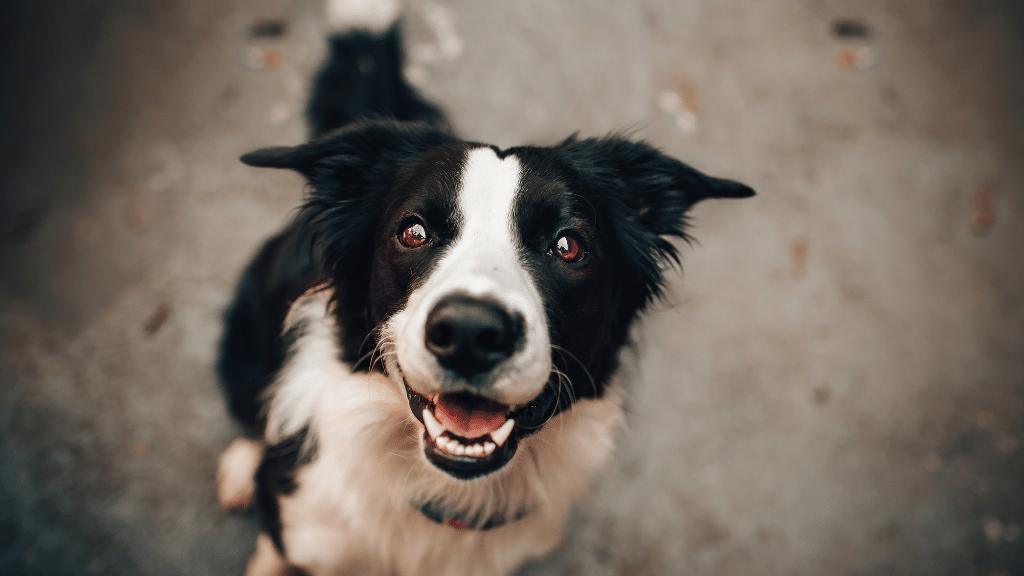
<box><xmin>241</xmin><ymin>120</ymin><xmax>455</xmax><ymax>277</ymax></box>
<box><xmin>241</xmin><ymin>119</ymin><xmax>454</xmax><ymax>183</ymax></box>
<box><xmin>240</xmin><ymin>143</ymin><xmax>330</xmax><ymax>180</ymax></box>
<box><xmin>240</xmin><ymin>120</ymin><xmax>456</xmax><ymax>341</ymax></box>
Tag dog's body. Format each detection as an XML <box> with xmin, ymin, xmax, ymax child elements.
<box><xmin>216</xmin><ymin>3</ymin><xmax>753</xmax><ymax>575</ymax></box>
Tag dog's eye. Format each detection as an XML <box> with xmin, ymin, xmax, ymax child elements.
<box><xmin>399</xmin><ymin>222</ymin><xmax>430</xmax><ymax>248</ymax></box>
<box><xmin>551</xmin><ymin>233</ymin><xmax>585</xmax><ymax>263</ymax></box>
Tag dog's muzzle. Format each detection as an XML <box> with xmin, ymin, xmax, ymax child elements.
<box><xmin>404</xmin><ymin>295</ymin><xmax>557</xmax><ymax>479</ymax></box>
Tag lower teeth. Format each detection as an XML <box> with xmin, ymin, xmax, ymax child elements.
<box><xmin>434</xmin><ymin>434</ymin><xmax>496</xmax><ymax>457</ymax></box>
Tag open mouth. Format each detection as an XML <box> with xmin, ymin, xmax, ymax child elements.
<box><xmin>405</xmin><ymin>380</ymin><xmax>560</xmax><ymax>480</ymax></box>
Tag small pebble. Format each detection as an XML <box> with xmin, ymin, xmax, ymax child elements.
<box><xmin>832</xmin><ymin>19</ymin><xmax>872</xmax><ymax>39</ymax></box>
<box><xmin>250</xmin><ymin>20</ymin><xmax>287</xmax><ymax>39</ymax></box>
<box><xmin>984</xmin><ymin>518</ymin><xmax>1003</xmax><ymax>541</ymax></box>
<box><xmin>143</xmin><ymin>303</ymin><xmax>171</xmax><ymax>336</ymax></box>
<box><xmin>242</xmin><ymin>46</ymin><xmax>284</xmax><ymax>70</ymax></box>
<box><xmin>971</xmin><ymin>186</ymin><xmax>996</xmax><ymax>236</ymax></box>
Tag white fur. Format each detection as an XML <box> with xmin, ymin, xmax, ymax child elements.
<box><xmin>390</xmin><ymin>147</ymin><xmax>552</xmax><ymax>406</ymax></box>
<box><xmin>326</xmin><ymin>0</ymin><xmax>402</xmax><ymax>34</ymax></box>
<box><xmin>253</xmin><ymin>287</ymin><xmax>624</xmax><ymax>576</ymax></box>
<box><xmin>216</xmin><ymin>437</ymin><xmax>264</xmax><ymax>511</ymax></box>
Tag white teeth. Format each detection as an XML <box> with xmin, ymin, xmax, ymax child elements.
<box><xmin>489</xmin><ymin>419</ymin><xmax>515</xmax><ymax>447</ymax></box>
<box><xmin>422</xmin><ymin>409</ymin><xmax>446</xmax><ymax>440</ymax></box>
<box><xmin>428</xmin><ymin>421</ymin><xmax>511</xmax><ymax>457</ymax></box>
<box><xmin>433</xmin><ymin>436</ymin><xmax>494</xmax><ymax>458</ymax></box>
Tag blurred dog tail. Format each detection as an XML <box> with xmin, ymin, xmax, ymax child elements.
<box><xmin>307</xmin><ymin>0</ymin><xmax>448</xmax><ymax>138</ymax></box>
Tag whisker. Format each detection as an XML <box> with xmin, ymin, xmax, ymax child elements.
<box><xmin>551</xmin><ymin>344</ymin><xmax>596</xmax><ymax>395</ymax></box>
<box><xmin>550</xmin><ymin>358</ymin><xmax>575</xmax><ymax>402</ymax></box>
<box><xmin>354</xmin><ymin>324</ymin><xmax>385</xmax><ymax>364</ymax></box>
<box><xmin>366</xmin><ymin>337</ymin><xmax>398</xmax><ymax>375</ymax></box>
<box><xmin>550</xmin><ymin>367</ymin><xmax>578</xmax><ymax>406</ymax></box>
<box><xmin>550</xmin><ymin>348</ymin><xmax>584</xmax><ymax>429</ymax></box>
<box><xmin>353</xmin><ymin>332</ymin><xmax>388</xmax><ymax>369</ymax></box>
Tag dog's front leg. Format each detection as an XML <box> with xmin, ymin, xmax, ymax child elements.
<box><xmin>246</xmin><ymin>533</ymin><xmax>294</xmax><ymax>576</ymax></box>
<box><xmin>217</xmin><ymin>437</ymin><xmax>265</xmax><ymax>510</ymax></box>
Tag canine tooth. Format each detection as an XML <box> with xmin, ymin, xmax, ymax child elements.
<box><xmin>489</xmin><ymin>419</ymin><xmax>515</xmax><ymax>447</ymax></box>
<box><xmin>422</xmin><ymin>409</ymin><xmax>446</xmax><ymax>440</ymax></box>
<box><xmin>483</xmin><ymin>442</ymin><xmax>495</xmax><ymax>455</ymax></box>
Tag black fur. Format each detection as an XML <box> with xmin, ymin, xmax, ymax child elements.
<box><xmin>255</xmin><ymin>427</ymin><xmax>317</xmax><ymax>554</ymax></box>
<box><xmin>216</xmin><ymin>224</ymin><xmax>321</xmax><ymax>433</ymax></box>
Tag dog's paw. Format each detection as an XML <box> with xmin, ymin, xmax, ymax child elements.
<box><xmin>217</xmin><ymin>437</ymin><xmax>265</xmax><ymax>511</ymax></box>
<box><xmin>325</xmin><ymin>0</ymin><xmax>401</xmax><ymax>34</ymax></box>
<box><xmin>246</xmin><ymin>533</ymin><xmax>293</xmax><ymax>576</ymax></box>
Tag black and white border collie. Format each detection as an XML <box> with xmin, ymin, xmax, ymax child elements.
<box><xmin>215</xmin><ymin>1</ymin><xmax>753</xmax><ymax>575</ymax></box>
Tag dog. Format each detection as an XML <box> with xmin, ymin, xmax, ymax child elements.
<box><xmin>215</xmin><ymin>1</ymin><xmax>754</xmax><ymax>574</ymax></box>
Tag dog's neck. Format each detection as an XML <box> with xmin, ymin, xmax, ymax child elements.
<box><xmin>416</xmin><ymin>499</ymin><xmax>531</xmax><ymax>531</ymax></box>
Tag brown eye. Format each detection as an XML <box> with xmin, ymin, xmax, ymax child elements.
<box><xmin>552</xmin><ymin>234</ymin><xmax>585</xmax><ymax>263</ymax></box>
<box><xmin>400</xmin><ymin>222</ymin><xmax>430</xmax><ymax>248</ymax></box>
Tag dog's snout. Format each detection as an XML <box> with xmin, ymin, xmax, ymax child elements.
<box><xmin>424</xmin><ymin>296</ymin><xmax>523</xmax><ymax>378</ymax></box>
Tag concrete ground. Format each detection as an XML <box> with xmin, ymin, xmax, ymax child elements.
<box><xmin>1</xmin><ymin>0</ymin><xmax>1022</xmax><ymax>574</ymax></box>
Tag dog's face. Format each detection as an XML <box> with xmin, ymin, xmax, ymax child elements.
<box><xmin>242</xmin><ymin>121</ymin><xmax>753</xmax><ymax>480</ymax></box>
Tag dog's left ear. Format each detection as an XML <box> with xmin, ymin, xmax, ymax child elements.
<box><xmin>560</xmin><ymin>135</ymin><xmax>754</xmax><ymax>304</ymax></box>
<box><xmin>582</xmin><ymin>135</ymin><xmax>754</xmax><ymax>233</ymax></box>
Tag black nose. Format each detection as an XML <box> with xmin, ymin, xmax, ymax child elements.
<box><xmin>424</xmin><ymin>296</ymin><xmax>523</xmax><ymax>378</ymax></box>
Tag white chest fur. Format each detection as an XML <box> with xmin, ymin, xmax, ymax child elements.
<box><xmin>259</xmin><ymin>288</ymin><xmax>625</xmax><ymax>576</ymax></box>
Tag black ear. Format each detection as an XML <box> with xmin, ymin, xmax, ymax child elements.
<box><xmin>241</xmin><ymin>119</ymin><xmax>454</xmax><ymax>181</ymax></box>
<box><xmin>588</xmin><ymin>135</ymin><xmax>754</xmax><ymax>233</ymax></box>
<box><xmin>558</xmin><ymin>134</ymin><xmax>754</xmax><ymax>305</ymax></box>
<box><xmin>240</xmin><ymin>144</ymin><xmax>328</xmax><ymax>179</ymax></box>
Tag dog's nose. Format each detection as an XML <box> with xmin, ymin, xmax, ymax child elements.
<box><xmin>424</xmin><ymin>296</ymin><xmax>523</xmax><ymax>378</ymax></box>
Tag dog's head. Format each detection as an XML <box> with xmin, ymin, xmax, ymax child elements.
<box><xmin>242</xmin><ymin>120</ymin><xmax>753</xmax><ymax>480</ymax></box>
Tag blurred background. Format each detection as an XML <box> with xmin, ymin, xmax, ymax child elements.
<box><xmin>1</xmin><ymin>0</ymin><xmax>1022</xmax><ymax>574</ymax></box>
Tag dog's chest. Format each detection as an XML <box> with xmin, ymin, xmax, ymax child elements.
<box><xmin>263</xmin><ymin>289</ymin><xmax>625</xmax><ymax>576</ymax></box>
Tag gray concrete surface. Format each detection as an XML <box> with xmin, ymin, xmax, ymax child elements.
<box><xmin>1</xmin><ymin>0</ymin><xmax>1022</xmax><ymax>574</ymax></box>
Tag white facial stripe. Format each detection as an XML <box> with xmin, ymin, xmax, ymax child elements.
<box><xmin>390</xmin><ymin>147</ymin><xmax>552</xmax><ymax>404</ymax></box>
<box><xmin>458</xmin><ymin>147</ymin><xmax>521</xmax><ymax>255</ymax></box>
<box><xmin>430</xmin><ymin>148</ymin><xmax>528</xmax><ymax>295</ymax></box>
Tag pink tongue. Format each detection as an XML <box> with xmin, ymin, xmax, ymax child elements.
<box><xmin>433</xmin><ymin>393</ymin><xmax>509</xmax><ymax>439</ymax></box>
